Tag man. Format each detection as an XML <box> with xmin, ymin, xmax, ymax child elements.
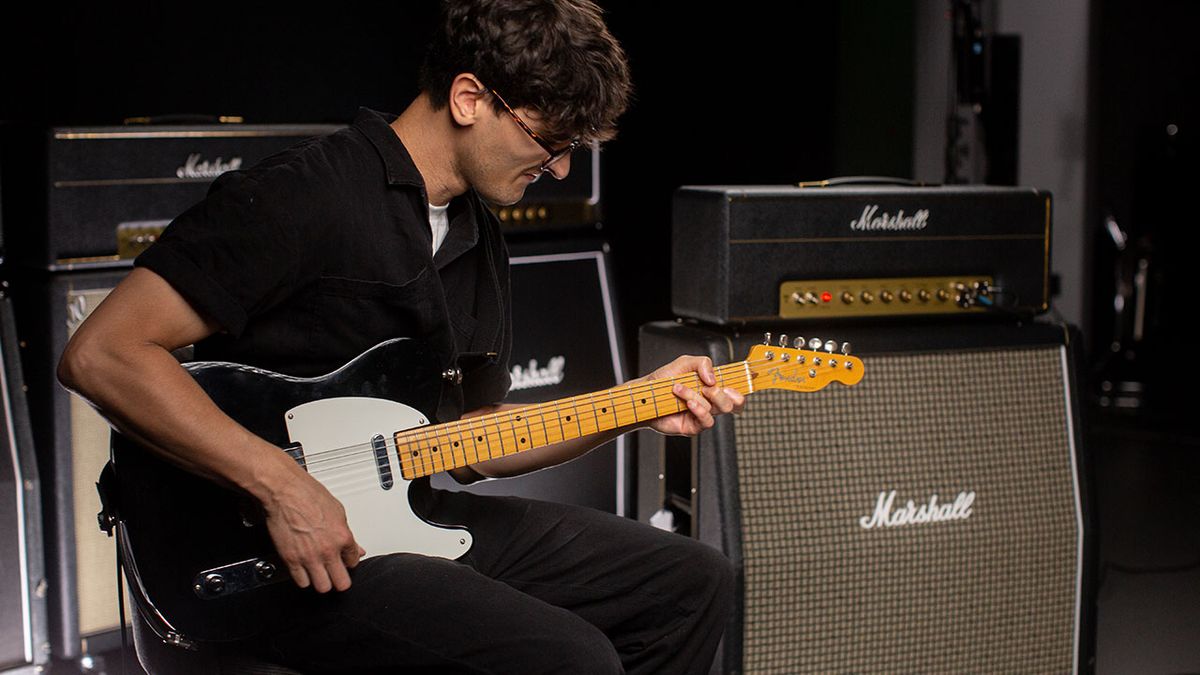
<box><xmin>59</xmin><ymin>1</ymin><xmax>743</xmax><ymax>672</ymax></box>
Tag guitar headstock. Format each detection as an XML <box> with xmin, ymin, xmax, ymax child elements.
<box><xmin>745</xmin><ymin>333</ymin><xmax>864</xmax><ymax>392</ymax></box>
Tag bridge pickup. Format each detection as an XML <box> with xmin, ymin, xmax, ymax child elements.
<box><xmin>372</xmin><ymin>434</ymin><xmax>394</xmax><ymax>490</ymax></box>
<box><xmin>284</xmin><ymin>442</ymin><xmax>306</xmax><ymax>470</ymax></box>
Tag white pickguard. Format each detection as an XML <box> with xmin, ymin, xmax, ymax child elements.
<box><xmin>284</xmin><ymin>396</ymin><xmax>472</xmax><ymax>560</ymax></box>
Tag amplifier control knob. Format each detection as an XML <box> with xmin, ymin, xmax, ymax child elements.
<box><xmin>841</xmin><ymin>292</ymin><xmax>855</xmax><ymax>304</ymax></box>
<box><xmin>918</xmin><ymin>289</ymin><xmax>931</xmax><ymax>302</ymax></box>
<box><xmin>861</xmin><ymin>291</ymin><xmax>875</xmax><ymax>304</ymax></box>
<box><xmin>804</xmin><ymin>292</ymin><xmax>820</xmax><ymax>304</ymax></box>
<box><xmin>899</xmin><ymin>290</ymin><xmax>913</xmax><ymax>303</ymax></box>
<box><xmin>790</xmin><ymin>292</ymin><xmax>805</xmax><ymax>305</ymax></box>
<box><xmin>937</xmin><ymin>289</ymin><xmax>951</xmax><ymax>302</ymax></box>
<box><xmin>880</xmin><ymin>291</ymin><xmax>895</xmax><ymax>303</ymax></box>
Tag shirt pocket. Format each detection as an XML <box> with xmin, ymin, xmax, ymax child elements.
<box><xmin>310</xmin><ymin>267</ymin><xmax>447</xmax><ymax>367</ymax></box>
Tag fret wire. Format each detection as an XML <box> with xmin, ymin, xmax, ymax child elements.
<box><xmin>400</xmin><ymin>359</ymin><xmax>761</xmax><ymax>477</ymax></box>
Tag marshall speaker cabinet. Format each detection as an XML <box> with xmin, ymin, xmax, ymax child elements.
<box><xmin>637</xmin><ymin>319</ymin><xmax>1094</xmax><ymax>673</ymax></box>
<box><xmin>431</xmin><ymin>240</ymin><xmax>629</xmax><ymax>514</ymax></box>
<box><xmin>671</xmin><ymin>184</ymin><xmax>1052</xmax><ymax>324</ymax></box>
<box><xmin>15</xmin><ymin>269</ymin><xmax>133</xmax><ymax>665</ymax></box>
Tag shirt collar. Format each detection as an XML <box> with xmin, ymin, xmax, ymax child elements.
<box><xmin>353</xmin><ymin>107</ymin><xmax>426</xmax><ymax>188</ymax></box>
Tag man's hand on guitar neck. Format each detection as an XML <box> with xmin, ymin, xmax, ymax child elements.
<box><xmin>636</xmin><ymin>355</ymin><xmax>746</xmax><ymax>436</ymax></box>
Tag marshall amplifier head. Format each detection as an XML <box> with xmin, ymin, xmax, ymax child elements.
<box><xmin>491</xmin><ymin>145</ymin><xmax>601</xmax><ymax>233</ymax></box>
<box><xmin>672</xmin><ymin>184</ymin><xmax>1053</xmax><ymax>324</ymax></box>
<box><xmin>23</xmin><ymin>123</ymin><xmax>342</xmax><ymax>270</ymax></box>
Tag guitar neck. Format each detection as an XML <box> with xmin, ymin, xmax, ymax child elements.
<box><xmin>396</xmin><ymin>361</ymin><xmax>755</xmax><ymax>479</ymax></box>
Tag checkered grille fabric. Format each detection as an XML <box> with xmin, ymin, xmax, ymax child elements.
<box><xmin>733</xmin><ymin>346</ymin><xmax>1080</xmax><ymax>673</ymax></box>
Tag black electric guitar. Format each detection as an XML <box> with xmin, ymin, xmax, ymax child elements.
<box><xmin>107</xmin><ymin>336</ymin><xmax>863</xmax><ymax>646</ymax></box>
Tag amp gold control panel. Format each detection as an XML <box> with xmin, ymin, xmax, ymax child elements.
<box><xmin>779</xmin><ymin>276</ymin><xmax>995</xmax><ymax>318</ymax></box>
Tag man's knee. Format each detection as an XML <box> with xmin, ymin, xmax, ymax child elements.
<box><xmin>539</xmin><ymin>623</ymin><xmax>622</xmax><ymax>675</ymax></box>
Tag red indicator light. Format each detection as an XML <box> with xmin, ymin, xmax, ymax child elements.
<box><xmin>821</xmin><ymin>292</ymin><xmax>833</xmax><ymax>303</ymax></box>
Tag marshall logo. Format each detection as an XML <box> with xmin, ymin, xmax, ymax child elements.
<box><xmin>850</xmin><ymin>204</ymin><xmax>930</xmax><ymax>232</ymax></box>
<box><xmin>509</xmin><ymin>356</ymin><xmax>566</xmax><ymax>391</ymax></box>
<box><xmin>176</xmin><ymin>153</ymin><xmax>243</xmax><ymax>179</ymax></box>
<box><xmin>858</xmin><ymin>489</ymin><xmax>975</xmax><ymax>530</ymax></box>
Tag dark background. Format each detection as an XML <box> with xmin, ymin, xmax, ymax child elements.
<box><xmin>0</xmin><ymin>1</ymin><xmax>915</xmax><ymax>361</ymax></box>
<box><xmin>2</xmin><ymin>1</ymin><xmax>1198</xmax><ymax>672</ymax></box>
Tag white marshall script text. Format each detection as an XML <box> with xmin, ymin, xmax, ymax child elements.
<box><xmin>176</xmin><ymin>154</ymin><xmax>243</xmax><ymax>179</ymax></box>
<box><xmin>509</xmin><ymin>356</ymin><xmax>566</xmax><ymax>391</ymax></box>
<box><xmin>858</xmin><ymin>490</ymin><xmax>975</xmax><ymax>530</ymax></box>
<box><xmin>849</xmin><ymin>204</ymin><xmax>929</xmax><ymax>231</ymax></box>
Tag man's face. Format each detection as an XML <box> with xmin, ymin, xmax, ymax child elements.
<box><xmin>464</xmin><ymin>98</ymin><xmax>573</xmax><ymax>207</ymax></box>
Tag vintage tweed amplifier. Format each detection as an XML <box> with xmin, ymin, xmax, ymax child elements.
<box><xmin>636</xmin><ymin>319</ymin><xmax>1093</xmax><ymax>673</ymax></box>
<box><xmin>672</xmin><ymin>184</ymin><xmax>1052</xmax><ymax>324</ymax></box>
<box><xmin>25</xmin><ymin>123</ymin><xmax>341</xmax><ymax>269</ymax></box>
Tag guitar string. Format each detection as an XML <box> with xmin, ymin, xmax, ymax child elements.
<box><xmin>306</xmin><ymin>363</ymin><xmax>751</xmax><ymax>486</ymax></box>
<box><xmin>300</xmin><ymin>352</ymin><xmax>850</xmax><ymax>477</ymax></box>
<box><xmin>295</xmin><ymin>357</ymin><xmax>765</xmax><ymax>474</ymax></box>
<box><xmin>303</xmin><ymin>353</ymin><xmax>854</xmax><ymax>487</ymax></box>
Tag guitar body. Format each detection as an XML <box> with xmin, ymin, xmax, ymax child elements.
<box><xmin>112</xmin><ymin>338</ymin><xmax>463</xmax><ymax>644</ymax></box>
<box><xmin>108</xmin><ymin>333</ymin><xmax>864</xmax><ymax>645</ymax></box>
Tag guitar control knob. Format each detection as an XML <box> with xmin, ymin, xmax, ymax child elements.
<box><xmin>203</xmin><ymin>574</ymin><xmax>226</xmax><ymax>595</ymax></box>
<box><xmin>255</xmin><ymin>560</ymin><xmax>277</xmax><ymax>581</ymax></box>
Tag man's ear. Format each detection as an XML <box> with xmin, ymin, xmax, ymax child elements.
<box><xmin>449</xmin><ymin>73</ymin><xmax>488</xmax><ymax>127</ymax></box>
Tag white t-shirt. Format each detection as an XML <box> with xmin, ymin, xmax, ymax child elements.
<box><xmin>428</xmin><ymin>202</ymin><xmax>450</xmax><ymax>254</ymax></box>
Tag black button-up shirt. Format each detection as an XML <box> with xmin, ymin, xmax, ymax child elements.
<box><xmin>137</xmin><ymin>108</ymin><xmax>513</xmax><ymax>421</ymax></box>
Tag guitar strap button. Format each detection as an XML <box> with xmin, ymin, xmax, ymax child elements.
<box><xmin>442</xmin><ymin>367</ymin><xmax>463</xmax><ymax>385</ymax></box>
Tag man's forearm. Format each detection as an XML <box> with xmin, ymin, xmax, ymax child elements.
<box><xmin>448</xmin><ymin>403</ymin><xmax>634</xmax><ymax>482</ymax></box>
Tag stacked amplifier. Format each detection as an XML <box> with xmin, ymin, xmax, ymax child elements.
<box><xmin>10</xmin><ymin>122</ymin><xmax>342</xmax><ymax>667</ymax></box>
<box><xmin>671</xmin><ymin>184</ymin><xmax>1052</xmax><ymax>324</ymax></box>
<box><xmin>639</xmin><ymin>183</ymin><xmax>1094</xmax><ymax>673</ymax></box>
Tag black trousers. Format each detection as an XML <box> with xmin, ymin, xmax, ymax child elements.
<box><xmin>245</xmin><ymin>479</ymin><xmax>735</xmax><ymax>674</ymax></box>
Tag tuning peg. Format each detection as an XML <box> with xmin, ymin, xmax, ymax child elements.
<box><xmin>762</xmin><ymin>332</ymin><xmax>772</xmax><ymax>346</ymax></box>
<box><xmin>779</xmin><ymin>334</ymin><xmax>788</xmax><ymax>348</ymax></box>
<box><xmin>841</xmin><ymin>342</ymin><xmax>852</xmax><ymax>355</ymax></box>
<box><xmin>808</xmin><ymin>337</ymin><xmax>822</xmax><ymax>350</ymax></box>
<box><xmin>824</xmin><ymin>340</ymin><xmax>836</xmax><ymax>353</ymax></box>
<box><xmin>792</xmin><ymin>336</ymin><xmax>805</xmax><ymax>349</ymax></box>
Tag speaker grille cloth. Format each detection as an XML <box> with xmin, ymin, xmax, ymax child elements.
<box><xmin>67</xmin><ymin>288</ymin><xmax>129</xmax><ymax>637</ymax></box>
<box><xmin>733</xmin><ymin>346</ymin><xmax>1079</xmax><ymax>672</ymax></box>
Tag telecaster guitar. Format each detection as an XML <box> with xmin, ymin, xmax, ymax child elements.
<box><xmin>109</xmin><ymin>335</ymin><xmax>863</xmax><ymax>645</ymax></box>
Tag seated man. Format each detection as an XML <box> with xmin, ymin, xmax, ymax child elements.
<box><xmin>59</xmin><ymin>1</ymin><xmax>743</xmax><ymax>672</ymax></box>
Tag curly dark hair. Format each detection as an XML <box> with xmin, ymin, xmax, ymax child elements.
<box><xmin>419</xmin><ymin>0</ymin><xmax>632</xmax><ymax>143</ymax></box>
